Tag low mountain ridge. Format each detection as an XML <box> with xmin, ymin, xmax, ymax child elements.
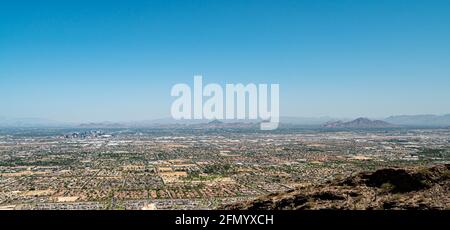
<box><xmin>385</xmin><ymin>114</ymin><xmax>450</xmax><ymax>127</ymax></box>
<box><xmin>323</xmin><ymin>118</ymin><xmax>394</xmax><ymax>128</ymax></box>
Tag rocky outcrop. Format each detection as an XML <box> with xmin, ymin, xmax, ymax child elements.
<box><xmin>222</xmin><ymin>164</ymin><xmax>450</xmax><ymax>210</ymax></box>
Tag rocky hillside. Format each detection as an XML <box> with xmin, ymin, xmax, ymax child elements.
<box><xmin>222</xmin><ymin>164</ymin><xmax>450</xmax><ymax>210</ymax></box>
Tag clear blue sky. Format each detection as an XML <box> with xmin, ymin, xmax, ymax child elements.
<box><xmin>1</xmin><ymin>0</ymin><xmax>450</xmax><ymax>122</ymax></box>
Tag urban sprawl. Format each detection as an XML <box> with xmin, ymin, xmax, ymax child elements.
<box><xmin>0</xmin><ymin>126</ymin><xmax>449</xmax><ymax>210</ymax></box>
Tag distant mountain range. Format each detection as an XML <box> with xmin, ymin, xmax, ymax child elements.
<box><xmin>277</xmin><ymin>116</ymin><xmax>340</xmax><ymax>125</ymax></box>
<box><xmin>0</xmin><ymin>117</ymin><xmax>69</xmax><ymax>127</ymax></box>
<box><xmin>322</xmin><ymin>118</ymin><xmax>395</xmax><ymax>129</ymax></box>
<box><xmin>2</xmin><ymin>114</ymin><xmax>450</xmax><ymax>128</ymax></box>
<box><xmin>384</xmin><ymin>114</ymin><xmax>450</xmax><ymax>127</ymax></box>
<box><xmin>78</xmin><ymin>122</ymin><xmax>127</xmax><ymax>128</ymax></box>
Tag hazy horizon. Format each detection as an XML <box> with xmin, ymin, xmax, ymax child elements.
<box><xmin>2</xmin><ymin>0</ymin><xmax>450</xmax><ymax>122</ymax></box>
<box><xmin>1</xmin><ymin>113</ymin><xmax>450</xmax><ymax>125</ymax></box>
